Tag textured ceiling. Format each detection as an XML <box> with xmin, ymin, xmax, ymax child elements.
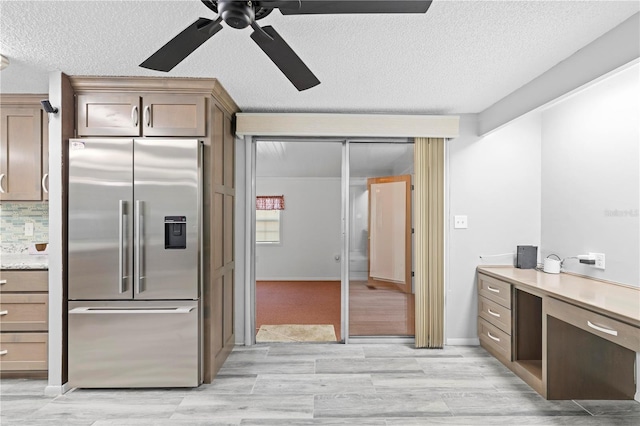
<box><xmin>0</xmin><ymin>1</ymin><xmax>638</xmax><ymax>114</ymax></box>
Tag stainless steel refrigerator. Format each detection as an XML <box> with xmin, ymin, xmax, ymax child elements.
<box><xmin>68</xmin><ymin>138</ymin><xmax>201</xmax><ymax>388</ymax></box>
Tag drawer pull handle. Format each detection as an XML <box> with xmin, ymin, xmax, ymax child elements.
<box><xmin>487</xmin><ymin>308</ymin><xmax>501</xmax><ymax>318</ymax></box>
<box><xmin>0</xmin><ymin>279</ymin><xmax>6</xmax><ymax>285</ymax></box>
<box><xmin>487</xmin><ymin>332</ymin><xmax>500</xmax><ymax>342</ymax></box>
<box><xmin>487</xmin><ymin>286</ymin><xmax>500</xmax><ymax>293</ymax></box>
<box><xmin>69</xmin><ymin>307</ymin><xmax>194</xmax><ymax>314</ymax></box>
<box><xmin>131</xmin><ymin>105</ymin><xmax>138</xmax><ymax>126</ymax></box>
<box><xmin>587</xmin><ymin>320</ymin><xmax>618</xmax><ymax>337</ymax></box>
<box><xmin>0</xmin><ymin>310</ymin><xmax>8</xmax><ymax>316</ymax></box>
<box><xmin>0</xmin><ymin>350</ymin><xmax>7</xmax><ymax>356</ymax></box>
<box><xmin>42</xmin><ymin>173</ymin><xmax>49</xmax><ymax>194</ymax></box>
<box><xmin>144</xmin><ymin>105</ymin><xmax>151</xmax><ymax>127</ymax></box>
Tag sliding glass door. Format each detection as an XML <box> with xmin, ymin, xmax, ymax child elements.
<box><xmin>347</xmin><ymin>142</ymin><xmax>415</xmax><ymax>338</ymax></box>
<box><xmin>250</xmin><ymin>138</ymin><xmax>414</xmax><ymax>343</ymax></box>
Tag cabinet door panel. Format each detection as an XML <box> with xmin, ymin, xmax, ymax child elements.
<box><xmin>0</xmin><ymin>107</ymin><xmax>42</xmax><ymax>200</ymax></box>
<box><xmin>143</xmin><ymin>95</ymin><xmax>205</xmax><ymax>137</ymax></box>
<box><xmin>77</xmin><ymin>94</ymin><xmax>141</xmax><ymax>136</ymax></box>
<box><xmin>42</xmin><ymin>111</ymin><xmax>49</xmax><ymax>200</ymax></box>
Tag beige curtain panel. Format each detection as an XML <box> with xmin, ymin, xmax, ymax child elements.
<box><xmin>414</xmin><ymin>137</ymin><xmax>445</xmax><ymax>348</ymax></box>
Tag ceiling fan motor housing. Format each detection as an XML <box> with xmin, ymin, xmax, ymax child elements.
<box><xmin>218</xmin><ymin>0</ymin><xmax>255</xmax><ymax>29</ymax></box>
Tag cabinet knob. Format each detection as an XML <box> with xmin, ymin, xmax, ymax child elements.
<box><xmin>0</xmin><ymin>173</ymin><xmax>6</xmax><ymax>193</ymax></box>
<box><xmin>0</xmin><ymin>350</ymin><xmax>8</xmax><ymax>356</ymax></box>
<box><xmin>0</xmin><ymin>310</ymin><xmax>8</xmax><ymax>316</ymax></box>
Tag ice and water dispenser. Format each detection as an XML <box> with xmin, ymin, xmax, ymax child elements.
<box><xmin>164</xmin><ymin>216</ymin><xmax>187</xmax><ymax>249</ymax></box>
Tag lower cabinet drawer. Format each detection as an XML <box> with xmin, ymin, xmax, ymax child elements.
<box><xmin>478</xmin><ymin>274</ymin><xmax>512</xmax><ymax>309</ymax></box>
<box><xmin>0</xmin><ymin>333</ymin><xmax>48</xmax><ymax>371</ymax></box>
<box><xmin>478</xmin><ymin>317</ymin><xmax>511</xmax><ymax>361</ymax></box>
<box><xmin>0</xmin><ymin>270</ymin><xmax>48</xmax><ymax>292</ymax></box>
<box><xmin>478</xmin><ymin>296</ymin><xmax>511</xmax><ymax>335</ymax></box>
<box><xmin>0</xmin><ymin>294</ymin><xmax>48</xmax><ymax>331</ymax></box>
<box><xmin>545</xmin><ymin>297</ymin><xmax>640</xmax><ymax>352</ymax></box>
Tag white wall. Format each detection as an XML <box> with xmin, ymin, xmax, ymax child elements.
<box><xmin>256</xmin><ymin>177</ymin><xmax>342</xmax><ymax>281</ymax></box>
<box><xmin>478</xmin><ymin>13</ymin><xmax>639</xmax><ymax>135</ymax></box>
<box><xmin>541</xmin><ymin>64</ymin><xmax>640</xmax><ymax>286</ymax></box>
<box><xmin>446</xmin><ymin>114</ymin><xmax>542</xmax><ymax>344</ymax></box>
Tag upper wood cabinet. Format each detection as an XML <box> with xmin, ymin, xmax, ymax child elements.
<box><xmin>0</xmin><ymin>106</ymin><xmax>44</xmax><ymax>201</ymax></box>
<box><xmin>42</xmin><ymin>112</ymin><xmax>49</xmax><ymax>201</ymax></box>
<box><xmin>77</xmin><ymin>93</ymin><xmax>205</xmax><ymax>137</ymax></box>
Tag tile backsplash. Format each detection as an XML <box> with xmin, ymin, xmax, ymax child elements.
<box><xmin>0</xmin><ymin>202</ymin><xmax>49</xmax><ymax>253</ymax></box>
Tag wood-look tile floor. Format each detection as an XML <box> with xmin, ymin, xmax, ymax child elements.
<box><xmin>2</xmin><ymin>344</ymin><xmax>640</xmax><ymax>425</ymax></box>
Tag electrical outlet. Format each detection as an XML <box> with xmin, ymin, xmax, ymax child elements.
<box><xmin>454</xmin><ymin>215</ymin><xmax>468</xmax><ymax>229</ymax></box>
<box><xmin>589</xmin><ymin>252</ymin><xmax>605</xmax><ymax>270</ymax></box>
<box><xmin>24</xmin><ymin>222</ymin><xmax>34</xmax><ymax>237</ymax></box>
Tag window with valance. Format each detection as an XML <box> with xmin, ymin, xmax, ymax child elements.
<box><xmin>256</xmin><ymin>195</ymin><xmax>284</xmax><ymax>244</ymax></box>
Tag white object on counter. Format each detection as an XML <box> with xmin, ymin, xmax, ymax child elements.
<box><xmin>543</xmin><ymin>255</ymin><xmax>561</xmax><ymax>274</ymax></box>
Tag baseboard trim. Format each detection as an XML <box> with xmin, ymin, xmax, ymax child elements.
<box><xmin>446</xmin><ymin>338</ymin><xmax>480</xmax><ymax>346</ymax></box>
<box><xmin>347</xmin><ymin>337</ymin><xmax>415</xmax><ymax>344</ymax></box>
<box><xmin>44</xmin><ymin>382</ymin><xmax>71</xmax><ymax>396</ymax></box>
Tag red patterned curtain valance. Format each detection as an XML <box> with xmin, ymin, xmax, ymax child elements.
<box><xmin>256</xmin><ymin>195</ymin><xmax>285</xmax><ymax>210</ymax></box>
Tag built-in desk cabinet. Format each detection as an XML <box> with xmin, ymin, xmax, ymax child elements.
<box><xmin>0</xmin><ymin>270</ymin><xmax>49</xmax><ymax>377</ymax></box>
<box><xmin>0</xmin><ymin>95</ymin><xmax>49</xmax><ymax>201</ymax></box>
<box><xmin>477</xmin><ymin>267</ymin><xmax>639</xmax><ymax>400</ymax></box>
<box><xmin>77</xmin><ymin>93</ymin><xmax>206</xmax><ymax>137</ymax></box>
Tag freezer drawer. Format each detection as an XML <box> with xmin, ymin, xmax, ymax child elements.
<box><xmin>68</xmin><ymin>301</ymin><xmax>199</xmax><ymax>388</ymax></box>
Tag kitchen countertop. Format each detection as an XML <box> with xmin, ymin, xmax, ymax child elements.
<box><xmin>1</xmin><ymin>253</ymin><xmax>49</xmax><ymax>270</ymax></box>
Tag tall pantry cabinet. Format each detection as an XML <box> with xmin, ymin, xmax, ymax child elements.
<box><xmin>68</xmin><ymin>77</ymin><xmax>239</xmax><ymax>382</ymax></box>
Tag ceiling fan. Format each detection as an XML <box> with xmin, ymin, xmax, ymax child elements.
<box><xmin>140</xmin><ymin>1</ymin><xmax>433</xmax><ymax>91</ymax></box>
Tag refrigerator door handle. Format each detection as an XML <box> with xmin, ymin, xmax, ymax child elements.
<box><xmin>69</xmin><ymin>307</ymin><xmax>195</xmax><ymax>314</ymax></box>
<box><xmin>118</xmin><ymin>200</ymin><xmax>127</xmax><ymax>294</ymax></box>
<box><xmin>135</xmin><ymin>200</ymin><xmax>143</xmax><ymax>294</ymax></box>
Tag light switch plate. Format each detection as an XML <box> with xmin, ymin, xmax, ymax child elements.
<box><xmin>454</xmin><ymin>215</ymin><xmax>468</xmax><ymax>229</ymax></box>
<box><xmin>24</xmin><ymin>222</ymin><xmax>34</xmax><ymax>236</ymax></box>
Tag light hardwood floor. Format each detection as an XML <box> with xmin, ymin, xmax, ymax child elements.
<box><xmin>2</xmin><ymin>344</ymin><xmax>639</xmax><ymax>425</ymax></box>
<box><xmin>349</xmin><ymin>280</ymin><xmax>415</xmax><ymax>336</ymax></box>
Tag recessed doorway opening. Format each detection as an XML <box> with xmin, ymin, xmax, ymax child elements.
<box><xmin>254</xmin><ymin>140</ymin><xmax>342</xmax><ymax>343</ymax></box>
<box><xmin>251</xmin><ymin>138</ymin><xmax>415</xmax><ymax>344</ymax></box>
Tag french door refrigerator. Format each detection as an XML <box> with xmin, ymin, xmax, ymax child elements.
<box><xmin>68</xmin><ymin>138</ymin><xmax>201</xmax><ymax>388</ymax></box>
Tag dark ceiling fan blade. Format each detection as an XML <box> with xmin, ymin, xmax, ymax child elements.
<box><xmin>279</xmin><ymin>0</ymin><xmax>432</xmax><ymax>15</ymax></box>
<box><xmin>250</xmin><ymin>25</ymin><xmax>320</xmax><ymax>91</ymax></box>
<box><xmin>140</xmin><ymin>17</ymin><xmax>223</xmax><ymax>72</ymax></box>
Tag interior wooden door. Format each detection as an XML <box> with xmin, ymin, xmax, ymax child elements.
<box><xmin>367</xmin><ymin>174</ymin><xmax>412</xmax><ymax>293</ymax></box>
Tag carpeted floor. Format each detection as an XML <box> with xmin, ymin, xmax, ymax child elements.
<box><xmin>256</xmin><ymin>280</ymin><xmax>342</xmax><ymax>340</ymax></box>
